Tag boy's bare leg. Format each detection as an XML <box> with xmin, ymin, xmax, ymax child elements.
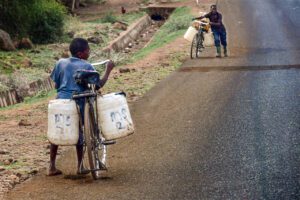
<box><xmin>76</xmin><ymin>144</ymin><xmax>89</xmax><ymax>174</ymax></box>
<box><xmin>48</xmin><ymin>144</ymin><xmax>62</xmax><ymax>176</ymax></box>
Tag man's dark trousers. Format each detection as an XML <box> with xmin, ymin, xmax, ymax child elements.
<box><xmin>212</xmin><ymin>29</ymin><xmax>227</xmax><ymax>47</ymax></box>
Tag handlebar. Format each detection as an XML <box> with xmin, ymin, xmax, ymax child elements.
<box><xmin>193</xmin><ymin>20</ymin><xmax>209</xmax><ymax>26</ymax></box>
<box><xmin>91</xmin><ymin>59</ymin><xmax>110</xmax><ymax>66</ymax></box>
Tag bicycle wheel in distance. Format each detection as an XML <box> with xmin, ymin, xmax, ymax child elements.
<box><xmin>84</xmin><ymin>102</ymin><xmax>106</xmax><ymax>180</ymax></box>
<box><xmin>196</xmin><ymin>33</ymin><xmax>204</xmax><ymax>58</ymax></box>
<box><xmin>190</xmin><ymin>34</ymin><xmax>198</xmax><ymax>59</ymax></box>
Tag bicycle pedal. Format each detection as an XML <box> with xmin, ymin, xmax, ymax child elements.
<box><xmin>99</xmin><ymin>163</ymin><xmax>108</xmax><ymax>171</ymax></box>
<box><xmin>102</xmin><ymin>140</ymin><xmax>116</xmax><ymax>145</ymax></box>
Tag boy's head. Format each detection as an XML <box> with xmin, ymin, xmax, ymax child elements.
<box><xmin>69</xmin><ymin>38</ymin><xmax>90</xmax><ymax>60</ymax></box>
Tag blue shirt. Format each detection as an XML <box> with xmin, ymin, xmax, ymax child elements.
<box><xmin>50</xmin><ymin>57</ymin><xmax>95</xmax><ymax>99</ymax></box>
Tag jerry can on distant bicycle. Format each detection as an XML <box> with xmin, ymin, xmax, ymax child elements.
<box><xmin>184</xmin><ymin>26</ymin><xmax>198</xmax><ymax>42</ymax></box>
<box><xmin>97</xmin><ymin>92</ymin><xmax>134</xmax><ymax>140</ymax></box>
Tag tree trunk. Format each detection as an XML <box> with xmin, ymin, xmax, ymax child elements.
<box><xmin>60</xmin><ymin>0</ymin><xmax>80</xmax><ymax>11</ymax></box>
<box><xmin>75</xmin><ymin>0</ymin><xmax>80</xmax><ymax>9</ymax></box>
<box><xmin>71</xmin><ymin>0</ymin><xmax>75</xmax><ymax>12</ymax></box>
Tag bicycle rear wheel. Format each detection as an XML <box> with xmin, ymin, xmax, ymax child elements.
<box><xmin>84</xmin><ymin>101</ymin><xmax>107</xmax><ymax>180</ymax></box>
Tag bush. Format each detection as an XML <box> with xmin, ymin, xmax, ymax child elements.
<box><xmin>29</xmin><ymin>1</ymin><xmax>66</xmax><ymax>43</ymax></box>
<box><xmin>101</xmin><ymin>11</ymin><xmax>118</xmax><ymax>23</ymax></box>
<box><xmin>162</xmin><ymin>7</ymin><xmax>192</xmax><ymax>33</ymax></box>
<box><xmin>0</xmin><ymin>0</ymin><xmax>32</xmax><ymax>37</ymax></box>
<box><xmin>0</xmin><ymin>0</ymin><xmax>66</xmax><ymax>44</ymax></box>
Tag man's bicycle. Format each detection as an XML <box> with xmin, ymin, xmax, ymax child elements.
<box><xmin>72</xmin><ymin>70</ymin><xmax>115</xmax><ymax>180</ymax></box>
<box><xmin>190</xmin><ymin>20</ymin><xmax>210</xmax><ymax>59</ymax></box>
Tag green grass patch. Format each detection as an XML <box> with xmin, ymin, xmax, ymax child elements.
<box><xmin>23</xmin><ymin>89</ymin><xmax>56</xmax><ymax>104</ymax></box>
<box><xmin>129</xmin><ymin>7</ymin><xmax>192</xmax><ymax>62</ymax></box>
<box><xmin>89</xmin><ymin>11</ymin><xmax>146</xmax><ymax>24</ymax></box>
<box><xmin>103</xmin><ymin>51</ymin><xmax>187</xmax><ymax>97</ymax></box>
<box><xmin>0</xmin><ymin>161</ymin><xmax>25</xmax><ymax>170</ymax></box>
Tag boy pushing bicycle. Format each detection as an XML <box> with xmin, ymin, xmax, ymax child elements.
<box><xmin>49</xmin><ymin>38</ymin><xmax>114</xmax><ymax>176</ymax></box>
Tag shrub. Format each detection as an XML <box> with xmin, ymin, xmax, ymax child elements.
<box><xmin>162</xmin><ymin>7</ymin><xmax>192</xmax><ymax>33</ymax></box>
<box><xmin>0</xmin><ymin>0</ymin><xmax>33</xmax><ymax>37</ymax></box>
<box><xmin>101</xmin><ymin>11</ymin><xmax>118</xmax><ymax>23</ymax></box>
<box><xmin>0</xmin><ymin>0</ymin><xmax>66</xmax><ymax>44</ymax></box>
<box><xmin>29</xmin><ymin>1</ymin><xmax>66</xmax><ymax>44</ymax></box>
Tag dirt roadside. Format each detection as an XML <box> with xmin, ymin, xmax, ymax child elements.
<box><xmin>0</xmin><ymin>0</ymin><xmax>215</xmax><ymax>198</ymax></box>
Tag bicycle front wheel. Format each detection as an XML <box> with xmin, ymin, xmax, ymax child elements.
<box><xmin>84</xmin><ymin>101</ymin><xmax>107</xmax><ymax>180</ymax></box>
<box><xmin>196</xmin><ymin>33</ymin><xmax>204</xmax><ymax>58</ymax></box>
<box><xmin>190</xmin><ymin>34</ymin><xmax>198</xmax><ymax>59</ymax></box>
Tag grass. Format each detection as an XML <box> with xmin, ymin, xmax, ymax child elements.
<box><xmin>0</xmin><ymin>161</ymin><xmax>25</xmax><ymax>170</ymax></box>
<box><xmin>102</xmin><ymin>51</ymin><xmax>187</xmax><ymax>97</ymax></box>
<box><xmin>129</xmin><ymin>7</ymin><xmax>193</xmax><ymax>62</ymax></box>
<box><xmin>0</xmin><ymin>7</ymin><xmax>192</xmax><ymax>109</ymax></box>
<box><xmin>0</xmin><ymin>10</ymin><xmax>146</xmax><ymax>92</ymax></box>
<box><xmin>88</xmin><ymin>10</ymin><xmax>146</xmax><ymax>24</ymax></box>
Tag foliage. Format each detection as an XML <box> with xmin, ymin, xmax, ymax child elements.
<box><xmin>141</xmin><ymin>0</ymin><xmax>150</xmax><ymax>4</ymax></box>
<box><xmin>0</xmin><ymin>0</ymin><xmax>66</xmax><ymax>44</ymax></box>
<box><xmin>29</xmin><ymin>1</ymin><xmax>66</xmax><ymax>44</ymax></box>
<box><xmin>89</xmin><ymin>11</ymin><xmax>146</xmax><ymax>25</ymax></box>
<box><xmin>101</xmin><ymin>11</ymin><xmax>118</xmax><ymax>23</ymax></box>
<box><xmin>162</xmin><ymin>7</ymin><xmax>192</xmax><ymax>33</ymax></box>
<box><xmin>131</xmin><ymin>7</ymin><xmax>192</xmax><ymax>61</ymax></box>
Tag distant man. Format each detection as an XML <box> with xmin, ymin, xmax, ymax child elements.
<box><xmin>193</xmin><ymin>5</ymin><xmax>228</xmax><ymax>57</ymax></box>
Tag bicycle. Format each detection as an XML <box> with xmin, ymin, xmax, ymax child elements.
<box><xmin>190</xmin><ymin>20</ymin><xmax>210</xmax><ymax>59</ymax></box>
<box><xmin>72</xmin><ymin>69</ymin><xmax>115</xmax><ymax>180</ymax></box>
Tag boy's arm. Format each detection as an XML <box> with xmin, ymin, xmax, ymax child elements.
<box><xmin>99</xmin><ymin>60</ymin><xmax>115</xmax><ymax>88</ymax></box>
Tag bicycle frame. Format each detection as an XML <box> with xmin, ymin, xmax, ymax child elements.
<box><xmin>73</xmin><ymin>84</ymin><xmax>109</xmax><ymax>178</ymax></box>
<box><xmin>190</xmin><ymin>20</ymin><xmax>210</xmax><ymax>59</ymax></box>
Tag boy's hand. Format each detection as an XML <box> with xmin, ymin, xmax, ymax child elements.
<box><xmin>106</xmin><ymin>60</ymin><xmax>115</xmax><ymax>72</ymax></box>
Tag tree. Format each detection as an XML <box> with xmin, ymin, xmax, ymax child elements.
<box><xmin>0</xmin><ymin>0</ymin><xmax>66</xmax><ymax>43</ymax></box>
<box><xmin>60</xmin><ymin>0</ymin><xmax>80</xmax><ymax>12</ymax></box>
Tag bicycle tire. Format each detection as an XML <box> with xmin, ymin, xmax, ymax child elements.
<box><xmin>196</xmin><ymin>33</ymin><xmax>204</xmax><ymax>58</ymax></box>
<box><xmin>190</xmin><ymin>34</ymin><xmax>198</xmax><ymax>59</ymax></box>
<box><xmin>84</xmin><ymin>101</ymin><xmax>106</xmax><ymax>180</ymax></box>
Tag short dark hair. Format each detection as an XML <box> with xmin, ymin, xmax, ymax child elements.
<box><xmin>211</xmin><ymin>4</ymin><xmax>217</xmax><ymax>9</ymax></box>
<box><xmin>69</xmin><ymin>38</ymin><xmax>89</xmax><ymax>57</ymax></box>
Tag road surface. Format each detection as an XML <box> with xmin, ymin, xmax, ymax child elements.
<box><xmin>6</xmin><ymin>0</ymin><xmax>300</xmax><ymax>199</ymax></box>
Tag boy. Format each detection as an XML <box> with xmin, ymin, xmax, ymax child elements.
<box><xmin>193</xmin><ymin>4</ymin><xmax>228</xmax><ymax>57</ymax></box>
<box><xmin>49</xmin><ymin>38</ymin><xmax>114</xmax><ymax>176</ymax></box>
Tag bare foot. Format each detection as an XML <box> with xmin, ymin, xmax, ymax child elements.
<box><xmin>77</xmin><ymin>166</ymin><xmax>90</xmax><ymax>175</ymax></box>
<box><xmin>47</xmin><ymin>169</ymin><xmax>62</xmax><ymax>176</ymax></box>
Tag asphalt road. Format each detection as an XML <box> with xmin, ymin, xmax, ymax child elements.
<box><xmin>6</xmin><ymin>0</ymin><xmax>300</xmax><ymax>199</ymax></box>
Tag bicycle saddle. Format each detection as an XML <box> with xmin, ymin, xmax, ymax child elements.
<box><xmin>73</xmin><ymin>69</ymin><xmax>101</xmax><ymax>89</ymax></box>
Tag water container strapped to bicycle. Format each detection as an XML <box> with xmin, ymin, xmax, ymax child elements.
<box><xmin>73</xmin><ymin>69</ymin><xmax>101</xmax><ymax>90</ymax></box>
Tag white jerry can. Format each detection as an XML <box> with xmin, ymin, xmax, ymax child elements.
<box><xmin>203</xmin><ymin>31</ymin><xmax>215</xmax><ymax>47</ymax></box>
<box><xmin>47</xmin><ymin>99</ymin><xmax>79</xmax><ymax>145</ymax></box>
<box><xmin>97</xmin><ymin>92</ymin><xmax>134</xmax><ymax>140</ymax></box>
<box><xmin>184</xmin><ymin>26</ymin><xmax>198</xmax><ymax>42</ymax></box>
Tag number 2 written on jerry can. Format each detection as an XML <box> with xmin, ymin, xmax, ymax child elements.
<box><xmin>110</xmin><ymin>108</ymin><xmax>128</xmax><ymax>130</ymax></box>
